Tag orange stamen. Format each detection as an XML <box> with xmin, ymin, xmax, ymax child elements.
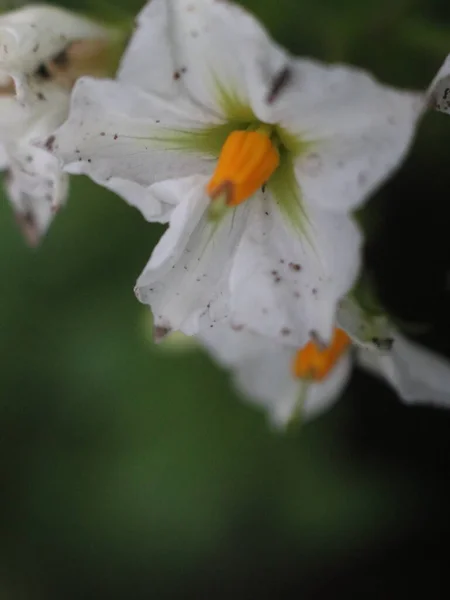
<box><xmin>291</xmin><ymin>328</ymin><xmax>351</xmax><ymax>382</ymax></box>
<box><xmin>207</xmin><ymin>130</ymin><xmax>280</xmax><ymax>207</ymax></box>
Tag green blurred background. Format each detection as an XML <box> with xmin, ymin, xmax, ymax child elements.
<box><xmin>2</xmin><ymin>0</ymin><xmax>450</xmax><ymax>598</ymax></box>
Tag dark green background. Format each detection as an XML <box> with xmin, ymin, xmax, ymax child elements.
<box><xmin>1</xmin><ymin>1</ymin><xmax>450</xmax><ymax>597</ymax></box>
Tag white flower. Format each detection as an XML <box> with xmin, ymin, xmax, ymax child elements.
<box><xmin>0</xmin><ymin>5</ymin><xmax>121</xmax><ymax>244</ymax></box>
<box><xmin>428</xmin><ymin>54</ymin><xmax>450</xmax><ymax>115</ymax></box>
<box><xmin>50</xmin><ymin>0</ymin><xmax>422</xmax><ymax>342</ymax></box>
<box><xmin>200</xmin><ymin>297</ymin><xmax>450</xmax><ymax>427</ymax></box>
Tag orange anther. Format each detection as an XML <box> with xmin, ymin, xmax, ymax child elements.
<box><xmin>291</xmin><ymin>328</ymin><xmax>351</xmax><ymax>381</ymax></box>
<box><xmin>207</xmin><ymin>129</ymin><xmax>279</xmax><ymax>207</ymax></box>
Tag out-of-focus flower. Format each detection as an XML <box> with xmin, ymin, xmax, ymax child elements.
<box><xmin>200</xmin><ymin>297</ymin><xmax>450</xmax><ymax>427</ymax></box>
<box><xmin>50</xmin><ymin>0</ymin><xmax>422</xmax><ymax>343</ymax></box>
<box><xmin>0</xmin><ymin>4</ymin><xmax>123</xmax><ymax>245</ymax></box>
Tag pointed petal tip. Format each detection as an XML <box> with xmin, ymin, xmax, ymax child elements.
<box><xmin>153</xmin><ymin>325</ymin><xmax>172</xmax><ymax>344</ymax></box>
<box><xmin>14</xmin><ymin>211</ymin><xmax>43</xmax><ymax>248</ymax></box>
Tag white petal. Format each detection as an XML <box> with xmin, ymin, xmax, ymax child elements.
<box><xmin>5</xmin><ymin>142</ymin><xmax>68</xmax><ymax>245</ymax></box>
<box><xmin>427</xmin><ymin>53</ymin><xmax>450</xmax><ymax>115</ymax></box>
<box><xmin>337</xmin><ymin>296</ymin><xmax>393</xmax><ymax>350</ymax></box>
<box><xmin>248</xmin><ymin>57</ymin><xmax>423</xmax><ymax>211</ymax></box>
<box><xmin>50</xmin><ymin>77</ymin><xmax>215</xmax><ymax>220</ymax></box>
<box><xmin>229</xmin><ymin>193</ymin><xmax>362</xmax><ymax>346</ymax></box>
<box><xmin>118</xmin><ymin>0</ymin><xmax>181</xmax><ymax>98</ymax></box>
<box><xmin>0</xmin><ymin>142</ymin><xmax>9</xmax><ymax>169</ymax></box>
<box><xmin>302</xmin><ymin>354</ymin><xmax>351</xmax><ymax>422</ymax></box>
<box><xmin>357</xmin><ymin>332</ymin><xmax>450</xmax><ymax>408</ymax></box>
<box><xmin>142</xmin><ymin>0</ymin><xmax>283</xmax><ymax>117</ymax></box>
<box><xmin>135</xmin><ymin>176</ymin><xmax>249</xmax><ymax>335</ymax></box>
<box><xmin>0</xmin><ymin>5</ymin><xmax>109</xmax><ymax>75</ymax></box>
<box><xmin>201</xmin><ymin>324</ymin><xmax>350</xmax><ymax>426</ymax></box>
<box><xmin>1</xmin><ymin>75</ymin><xmax>70</xmax><ymax>149</ymax></box>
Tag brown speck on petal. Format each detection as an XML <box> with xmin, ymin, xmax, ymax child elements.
<box><xmin>372</xmin><ymin>337</ymin><xmax>394</xmax><ymax>351</ymax></box>
<box><xmin>45</xmin><ymin>135</ymin><xmax>56</xmax><ymax>151</ymax></box>
<box><xmin>154</xmin><ymin>325</ymin><xmax>171</xmax><ymax>343</ymax></box>
<box><xmin>288</xmin><ymin>262</ymin><xmax>301</xmax><ymax>272</ymax></box>
<box><xmin>281</xmin><ymin>328</ymin><xmax>291</xmax><ymax>336</ymax></box>
<box><xmin>0</xmin><ymin>76</ymin><xmax>16</xmax><ymax>96</ymax></box>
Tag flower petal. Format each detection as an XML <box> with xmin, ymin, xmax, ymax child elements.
<box><xmin>229</xmin><ymin>193</ymin><xmax>362</xmax><ymax>346</ymax></box>
<box><xmin>144</xmin><ymin>0</ymin><xmax>283</xmax><ymax>118</ymax></box>
<box><xmin>118</xmin><ymin>0</ymin><xmax>181</xmax><ymax>98</ymax></box>
<box><xmin>337</xmin><ymin>296</ymin><xmax>393</xmax><ymax>350</ymax></box>
<box><xmin>200</xmin><ymin>324</ymin><xmax>350</xmax><ymax>426</ymax></box>
<box><xmin>427</xmin><ymin>53</ymin><xmax>450</xmax><ymax>115</ymax></box>
<box><xmin>0</xmin><ymin>142</ymin><xmax>9</xmax><ymax>169</ymax></box>
<box><xmin>248</xmin><ymin>57</ymin><xmax>423</xmax><ymax>211</ymax></box>
<box><xmin>0</xmin><ymin>5</ymin><xmax>108</xmax><ymax>75</ymax></box>
<box><xmin>49</xmin><ymin>77</ymin><xmax>215</xmax><ymax>220</ymax></box>
<box><xmin>357</xmin><ymin>332</ymin><xmax>450</xmax><ymax>408</ymax></box>
<box><xmin>5</xmin><ymin>142</ymin><xmax>68</xmax><ymax>245</ymax></box>
<box><xmin>135</xmin><ymin>176</ymin><xmax>250</xmax><ymax>335</ymax></box>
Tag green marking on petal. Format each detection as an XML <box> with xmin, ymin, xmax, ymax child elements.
<box><xmin>160</xmin><ymin>120</ymin><xmax>252</xmax><ymax>157</ymax></box>
<box><xmin>213</xmin><ymin>76</ymin><xmax>256</xmax><ymax>122</ymax></box>
<box><xmin>268</xmin><ymin>148</ymin><xmax>310</xmax><ymax>239</ymax></box>
<box><xmin>276</xmin><ymin>125</ymin><xmax>310</xmax><ymax>158</ymax></box>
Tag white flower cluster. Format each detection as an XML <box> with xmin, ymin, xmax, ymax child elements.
<box><xmin>2</xmin><ymin>0</ymin><xmax>450</xmax><ymax>427</ymax></box>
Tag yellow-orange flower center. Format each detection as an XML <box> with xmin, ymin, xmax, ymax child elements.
<box><xmin>207</xmin><ymin>130</ymin><xmax>280</xmax><ymax>207</ymax></box>
<box><xmin>291</xmin><ymin>328</ymin><xmax>351</xmax><ymax>382</ymax></box>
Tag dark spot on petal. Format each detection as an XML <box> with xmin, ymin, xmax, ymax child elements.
<box><xmin>312</xmin><ymin>288</ymin><xmax>318</xmax><ymax>295</ymax></box>
<box><xmin>231</xmin><ymin>324</ymin><xmax>244</xmax><ymax>332</ymax></box>
<box><xmin>45</xmin><ymin>135</ymin><xmax>55</xmax><ymax>151</ymax></box>
<box><xmin>289</xmin><ymin>262</ymin><xmax>301</xmax><ymax>272</ymax></box>
<box><xmin>113</xmin><ymin>134</ymin><xmax>118</xmax><ymax>140</ymax></box>
<box><xmin>266</xmin><ymin>65</ymin><xmax>293</xmax><ymax>104</ymax></box>
<box><xmin>372</xmin><ymin>337</ymin><xmax>394</xmax><ymax>351</ymax></box>
<box><xmin>37</xmin><ymin>92</ymin><xmax>45</xmax><ymax>101</ymax></box>
<box><xmin>100</xmin><ymin>132</ymin><xmax>105</xmax><ymax>136</ymax></box>
<box><xmin>358</xmin><ymin>172</ymin><xmax>368</xmax><ymax>187</ymax></box>
<box><xmin>35</xmin><ymin>63</ymin><xmax>51</xmax><ymax>79</ymax></box>
<box><xmin>281</xmin><ymin>328</ymin><xmax>291</xmax><ymax>336</ymax></box>
<box><xmin>52</xmin><ymin>48</ymin><xmax>69</xmax><ymax>67</ymax></box>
